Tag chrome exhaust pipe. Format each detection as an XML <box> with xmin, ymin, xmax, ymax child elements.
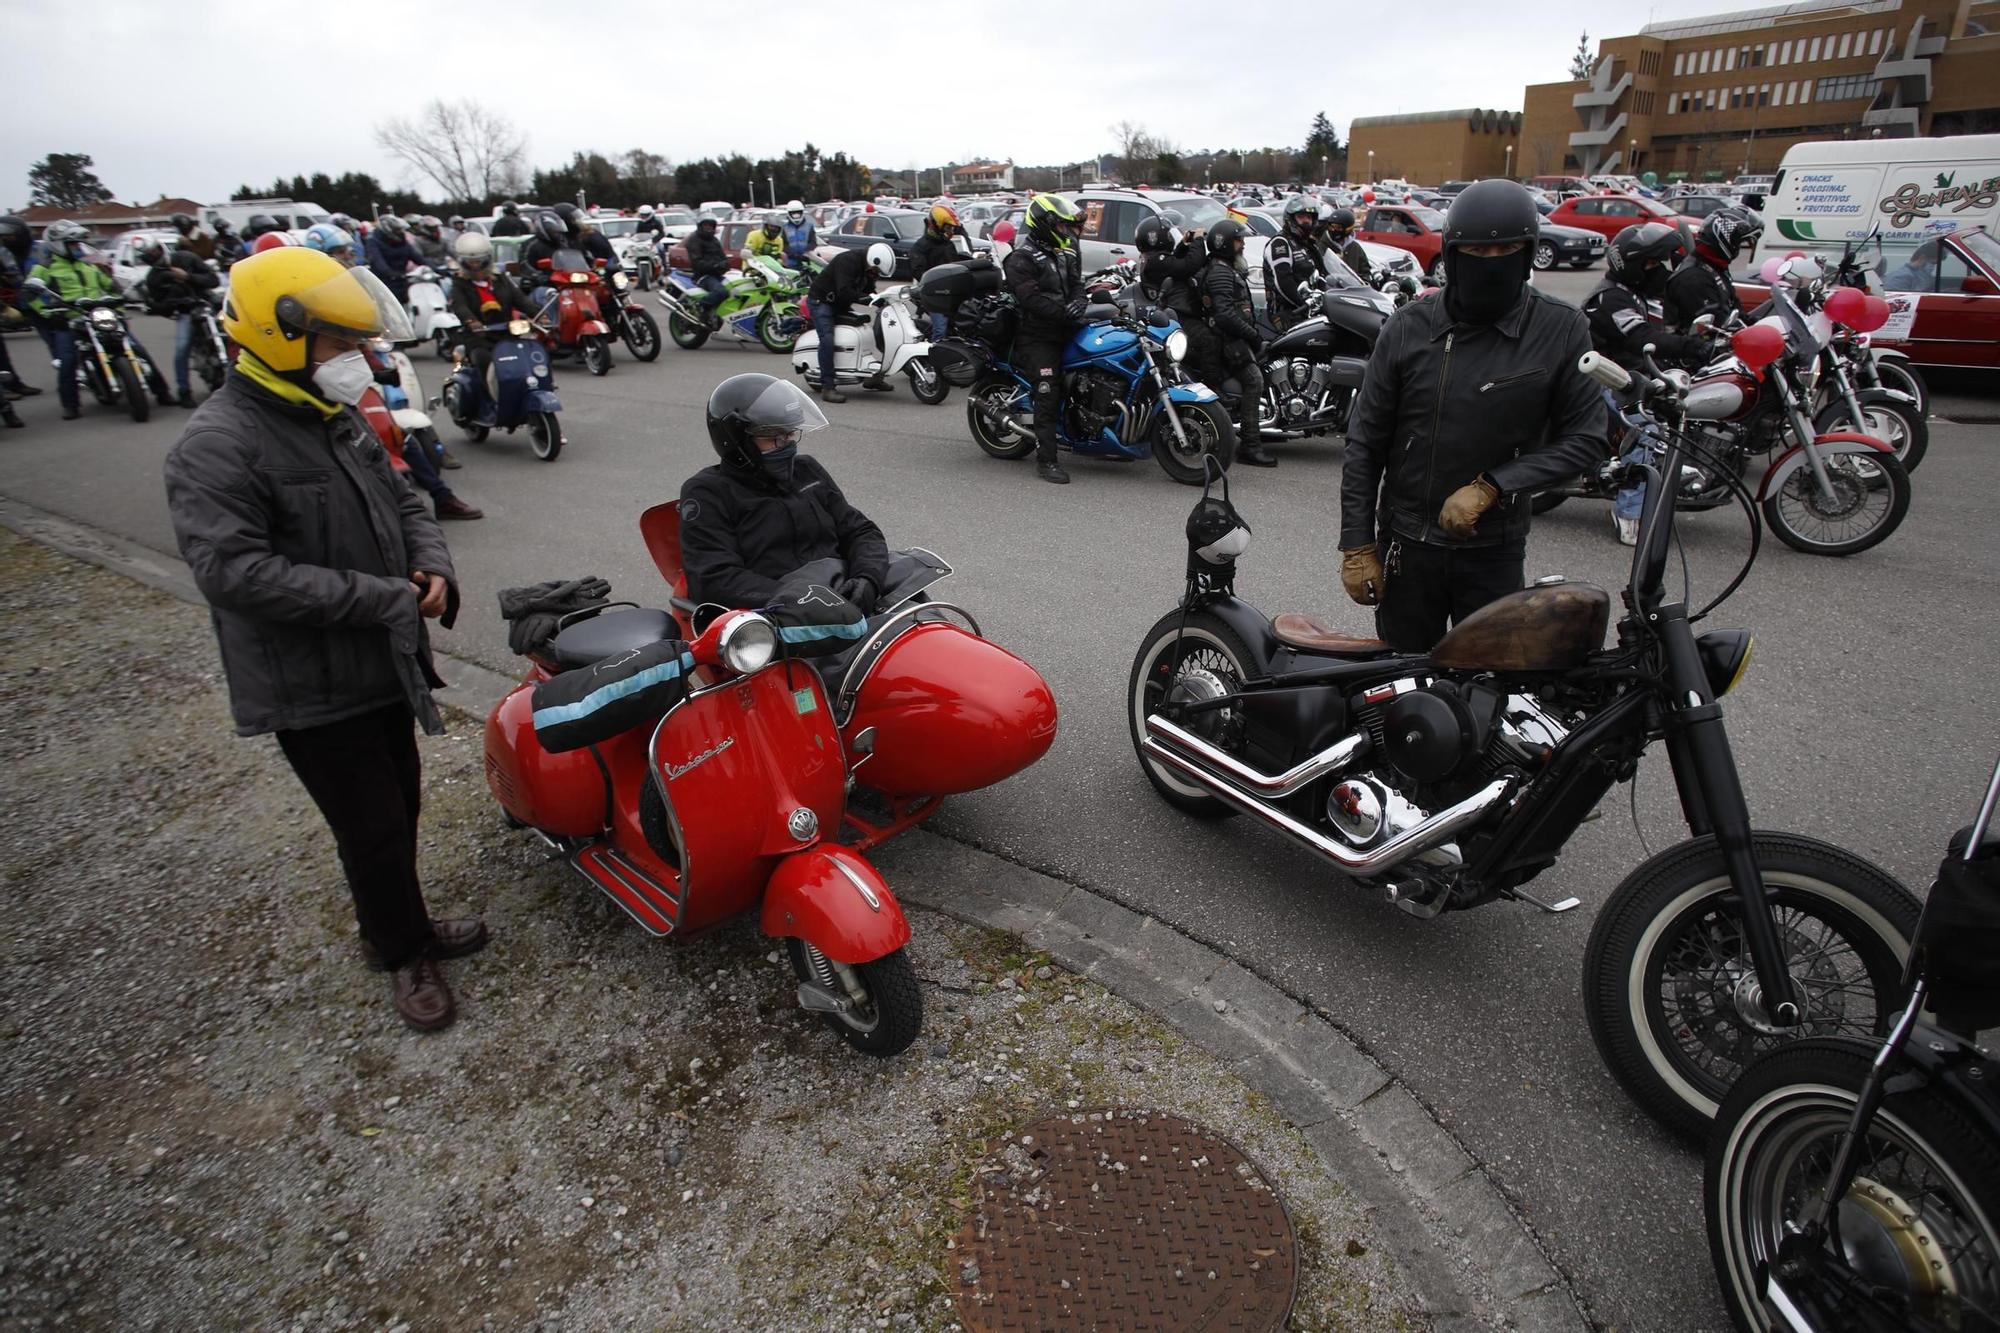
<box><xmin>1144</xmin><ymin>715</ymin><xmax>1367</xmax><ymax>797</ymax></box>
<box><xmin>1142</xmin><ymin>733</ymin><xmax>1512</xmax><ymax>877</ymax></box>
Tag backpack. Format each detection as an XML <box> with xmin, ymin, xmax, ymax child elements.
<box><xmin>955</xmin><ymin>292</ymin><xmax>1017</xmax><ymax>347</ymax></box>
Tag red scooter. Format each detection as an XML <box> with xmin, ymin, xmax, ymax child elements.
<box><xmin>483</xmin><ymin>505</ymin><xmax>1058</xmax><ymax>1056</ymax></box>
<box><xmin>535</xmin><ymin>246</ymin><xmax>616</xmax><ymax>376</ymax></box>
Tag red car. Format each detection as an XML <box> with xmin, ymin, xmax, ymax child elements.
<box><xmin>1546</xmin><ymin>193</ymin><xmax>1703</xmax><ymax>242</ymax></box>
<box><xmin>1355</xmin><ymin>204</ymin><xmax>1450</xmax><ymax>278</ymax></box>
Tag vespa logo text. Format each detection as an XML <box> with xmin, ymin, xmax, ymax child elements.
<box><xmin>666</xmin><ymin>736</ymin><xmax>735</xmax><ymax>780</ymax></box>
<box><xmin>1880</xmin><ymin>175</ymin><xmax>2000</xmax><ymax>228</ymax></box>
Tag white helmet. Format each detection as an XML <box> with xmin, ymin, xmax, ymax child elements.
<box><xmin>865</xmin><ymin>242</ymin><xmax>895</xmax><ymax>278</ymax></box>
<box><xmin>454</xmin><ymin>231</ymin><xmax>495</xmax><ymax>270</ymax></box>
<box><xmin>786</xmin><ymin>198</ymin><xmax>806</xmax><ymax>220</ymax></box>
<box><xmin>638</xmin><ymin>204</ymin><xmax>655</xmax><ymax>218</ymax></box>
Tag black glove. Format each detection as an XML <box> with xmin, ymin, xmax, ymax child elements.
<box><xmin>834</xmin><ymin>575</ymin><xmax>878</xmax><ymax>614</ymax></box>
<box><xmin>1064</xmin><ymin>297</ymin><xmax>1087</xmax><ymax>323</ymax></box>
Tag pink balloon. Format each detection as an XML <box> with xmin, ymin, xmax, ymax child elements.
<box><xmin>1759</xmin><ymin>256</ymin><xmax>1785</xmax><ymax>284</ymax></box>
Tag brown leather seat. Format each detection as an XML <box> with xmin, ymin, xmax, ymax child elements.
<box><xmin>1272</xmin><ymin>613</ymin><xmax>1391</xmax><ymax>656</ymax></box>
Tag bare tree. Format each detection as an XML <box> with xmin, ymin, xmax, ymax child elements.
<box><xmin>623</xmin><ymin>149</ymin><xmax>673</xmax><ymax>204</ymax></box>
<box><xmin>374</xmin><ymin>99</ymin><xmax>528</xmax><ymax>204</ymax></box>
<box><xmin>1108</xmin><ymin>119</ymin><xmax>1158</xmax><ymax>183</ymax></box>
<box><xmin>1527</xmin><ymin>133</ymin><xmax>1565</xmax><ymax>176</ymax></box>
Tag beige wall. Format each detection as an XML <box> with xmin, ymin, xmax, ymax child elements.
<box><xmin>1348</xmin><ymin>113</ymin><xmax>1521</xmax><ymax>185</ymax></box>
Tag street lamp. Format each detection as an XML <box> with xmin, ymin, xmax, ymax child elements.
<box><xmin>1321</xmin><ymin>153</ymin><xmax>1328</xmax><ymax>186</ymax></box>
<box><xmin>1367</xmin><ymin>149</ymin><xmax>1375</xmax><ymax>182</ymax></box>
<box><xmin>1629</xmin><ymin>138</ymin><xmax>1638</xmax><ymax>173</ymax></box>
<box><xmin>1504</xmin><ymin>143</ymin><xmax>1514</xmax><ymax>180</ymax></box>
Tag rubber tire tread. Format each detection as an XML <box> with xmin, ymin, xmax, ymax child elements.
<box><xmin>1126</xmin><ymin>607</ymin><xmax>1254</xmax><ymax>819</ymax></box>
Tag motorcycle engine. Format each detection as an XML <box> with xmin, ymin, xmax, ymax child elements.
<box><xmin>1067</xmin><ymin>368</ymin><xmax>1125</xmax><ymax>436</ymax></box>
<box><xmin>1349</xmin><ymin>677</ymin><xmax>1572</xmax><ymax>806</ymax></box>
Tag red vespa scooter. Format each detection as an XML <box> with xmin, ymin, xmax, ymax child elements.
<box><xmin>484</xmin><ymin>520</ymin><xmax>1058</xmax><ymax>1056</ymax></box>
<box><xmin>534</xmin><ymin>245</ymin><xmax>616</xmax><ymax>376</ymax></box>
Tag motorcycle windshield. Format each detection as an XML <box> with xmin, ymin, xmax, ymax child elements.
<box><xmin>550</xmin><ymin>248</ymin><xmax>591</xmax><ymax>274</ymax></box>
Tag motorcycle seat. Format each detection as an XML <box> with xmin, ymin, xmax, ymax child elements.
<box><xmin>542</xmin><ymin>608</ymin><xmax>681</xmax><ymax>671</ymax></box>
<box><xmin>1271</xmin><ymin>613</ymin><xmax>1391</xmax><ymax>657</ymax></box>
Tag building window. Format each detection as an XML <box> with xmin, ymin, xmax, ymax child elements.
<box><xmin>1808</xmin><ymin>36</ymin><xmax>1822</xmax><ymax>61</ymax></box>
<box><xmin>1707</xmin><ymin>88</ymin><xmax>1718</xmax><ymax>109</ymax></box>
<box><xmin>1749</xmin><ymin>45</ymin><xmax>1765</xmax><ymax>67</ymax></box>
<box><xmin>1817</xmin><ymin>73</ymin><xmax>1881</xmax><ymax>100</ymax></box>
<box><xmin>1725</xmin><ymin>46</ymin><xmax>1737</xmax><ymax>70</ymax></box>
<box><xmin>1799</xmin><ymin>80</ymin><xmax>1812</xmax><ymax>103</ymax></box>
<box><xmin>1674</xmin><ymin>52</ymin><xmax>1685</xmax><ymax>75</ymax></box>
<box><xmin>1837</xmin><ymin>32</ymin><xmax>1852</xmax><ymax>58</ymax></box>
<box><xmin>1698</xmin><ymin>49</ymin><xmax>1711</xmax><ymax>73</ymax></box>
<box><xmin>1778</xmin><ymin>39</ymin><xmax>1791</xmax><ymax>64</ymax></box>
<box><xmin>1760</xmin><ymin>84</ymin><xmax>1772</xmax><ymax>107</ymax></box>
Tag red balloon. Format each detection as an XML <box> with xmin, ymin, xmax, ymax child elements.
<box><xmin>1852</xmin><ymin>294</ymin><xmax>1892</xmax><ymax>334</ymax></box>
<box><xmin>1824</xmin><ymin>285</ymin><xmax>1869</xmax><ymax>327</ymax></box>
<box><xmin>1732</xmin><ymin>322</ymin><xmax>1787</xmax><ymax>371</ymax></box>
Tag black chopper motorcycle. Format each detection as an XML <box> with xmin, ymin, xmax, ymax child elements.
<box><xmin>1254</xmin><ymin>265</ymin><xmax>1401</xmax><ymax>440</ymax></box>
<box><xmin>1126</xmin><ymin>348</ymin><xmax>1922</xmax><ymax>1140</ymax></box>
<box><xmin>1705</xmin><ymin>754</ymin><xmax>2000</xmax><ymax>1333</ymax></box>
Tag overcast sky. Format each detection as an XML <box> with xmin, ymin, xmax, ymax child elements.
<box><xmin>8</xmin><ymin>0</ymin><xmax>1732</xmax><ymax>206</ymax></box>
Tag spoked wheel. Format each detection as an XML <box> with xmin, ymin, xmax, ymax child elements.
<box><xmin>112</xmin><ymin>356</ymin><xmax>149</xmax><ymax>422</ymax></box>
<box><xmin>1763</xmin><ymin>449</ymin><xmax>1910</xmax><ymax>556</ymax></box>
<box><xmin>442</xmin><ymin>381</ymin><xmax>488</xmax><ymax>441</ymax></box>
<box><xmin>83</xmin><ymin>363</ymin><xmax>114</xmax><ymax>406</ymax></box>
<box><xmin>1583</xmin><ymin>832</ymin><xmax>1921</xmax><ymax>1141</ymax></box>
<box><xmin>665</xmin><ymin>308</ymin><xmax>709</xmax><ymax>350</ymax></box>
<box><xmin>1814</xmin><ymin>392</ymin><xmax>1928</xmax><ymax>471</ymax></box>
<box><xmin>1873</xmin><ymin>359</ymin><xmax>1930</xmax><ymax>419</ymax></box>
<box><xmin>785</xmin><ymin>939</ymin><xmax>921</xmax><ymax>1057</ymax></box>
<box><xmin>966</xmin><ymin>378</ymin><xmax>1035</xmax><ymax>460</ymax></box>
<box><xmin>527</xmin><ymin>411</ymin><xmax>563</xmax><ymax>461</ymax></box>
<box><xmin>1126</xmin><ymin>608</ymin><xmax>1254</xmax><ymax>819</ymax></box>
<box><xmin>620</xmin><ymin>309</ymin><xmax>662</xmax><ymax>362</ymax></box>
<box><xmin>582</xmin><ymin>336</ymin><xmax>613</xmax><ymax>376</ymax></box>
<box><xmin>1706</xmin><ymin>1038</ymin><xmax>2000</xmax><ymax>1333</ymax></box>
<box><xmin>906</xmin><ymin>359</ymin><xmax>949</xmax><ymax>405</ymax></box>
<box><xmin>1151</xmin><ymin>400</ymin><xmax>1235</xmax><ymax>484</ymax></box>
<box><xmin>757</xmin><ymin>304</ymin><xmax>799</xmax><ymax>354</ymax></box>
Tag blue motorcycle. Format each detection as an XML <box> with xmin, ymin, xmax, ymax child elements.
<box><xmin>436</xmin><ymin>318</ymin><xmax>566</xmax><ymax>462</ymax></box>
<box><xmin>952</xmin><ymin>305</ymin><xmax>1234</xmax><ymax>485</ymax></box>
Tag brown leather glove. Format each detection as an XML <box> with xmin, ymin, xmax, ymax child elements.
<box><xmin>1438</xmin><ymin>477</ymin><xmax>1501</xmax><ymax>540</ymax></box>
<box><xmin>1340</xmin><ymin>545</ymin><xmax>1383</xmax><ymax>606</ymax></box>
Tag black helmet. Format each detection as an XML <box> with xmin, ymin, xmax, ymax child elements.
<box><xmin>551</xmin><ymin>203</ymin><xmax>583</xmax><ymax>239</ymax></box>
<box><xmin>1442</xmin><ymin>179</ymin><xmax>1540</xmax><ymax>254</ymax></box>
<box><xmin>213</xmin><ymin>218</ymin><xmax>236</xmax><ymax>237</ymax></box>
<box><xmin>1205</xmin><ymin>218</ymin><xmax>1249</xmax><ymax>258</ymax></box>
<box><xmin>171</xmin><ymin>212</ymin><xmax>198</xmax><ymax>235</ymax></box>
<box><xmin>1607</xmin><ymin>222</ymin><xmax>1688</xmax><ymax>287</ymax></box>
<box><xmin>138</xmin><ymin>240</ymin><xmax>167</xmax><ymax>266</ymax></box>
<box><xmin>376</xmin><ymin>214</ymin><xmax>409</xmax><ymax>242</ymax></box>
<box><xmin>501</xmin><ymin>201</ymin><xmax>520</xmax><ymax>215</ymax></box>
<box><xmin>330</xmin><ymin>212</ymin><xmax>358</xmax><ymax>234</ymax></box>
<box><xmin>704</xmin><ymin>373</ymin><xmax>829</xmax><ymax>475</ymax></box>
<box><xmin>532</xmin><ymin>212</ymin><xmax>568</xmax><ymax>246</ymax></box>
<box><xmin>0</xmin><ymin>216</ymin><xmax>29</xmax><ymax>261</ymax></box>
<box><xmin>1696</xmin><ymin>206</ymin><xmax>1762</xmax><ymax>263</ymax></box>
<box><xmin>243</xmin><ymin>213</ymin><xmax>282</xmax><ymax>240</ymax></box>
<box><xmin>1326</xmin><ymin>207</ymin><xmax>1357</xmax><ymax>233</ymax></box>
<box><xmin>1134</xmin><ymin>215</ymin><xmax>1175</xmax><ymax>253</ymax></box>
<box><xmin>1281</xmin><ymin>195</ymin><xmax>1318</xmax><ymax>233</ymax></box>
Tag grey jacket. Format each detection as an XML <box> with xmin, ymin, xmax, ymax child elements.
<box><xmin>1340</xmin><ymin>286</ymin><xmax>1606</xmax><ymax>549</ymax></box>
<box><xmin>163</xmin><ymin>370</ymin><xmax>459</xmax><ymax>737</ymax></box>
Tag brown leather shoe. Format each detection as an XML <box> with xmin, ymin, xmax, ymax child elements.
<box><xmin>435</xmin><ymin>496</ymin><xmax>484</xmax><ymax>520</ymax></box>
<box><xmin>391</xmin><ymin>957</ymin><xmax>455</xmax><ymax>1032</ymax></box>
<box><xmin>360</xmin><ymin>918</ymin><xmax>489</xmax><ymax>969</ymax></box>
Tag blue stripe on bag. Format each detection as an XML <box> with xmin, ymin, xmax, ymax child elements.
<box><xmin>778</xmin><ymin>620</ymin><xmax>868</xmax><ymax>644</ymax></box>
<box><xmin>532</xmin><ymin>652</ymin><xmax>696</xmax><ymax>729</ymax></box>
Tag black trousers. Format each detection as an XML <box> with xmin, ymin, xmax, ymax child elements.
<box><xmin>1221</xmin><ymin>341</ymin><xmax>1265</xmax><ymax>450</ymax></box>
<box><xmin>1373</xmin><ymin>535</ymin><xmax>1526</xmax><ymax>653</ymax></box>
<box><xmin>275</xmin><ymin>703</ymin><xmax>435</xmax><ymax>970</ymax></box>
<box><xmin>1015</xmin><ymin>334</ymin><xmax>1066</xmax><ymax>466</ymax></box>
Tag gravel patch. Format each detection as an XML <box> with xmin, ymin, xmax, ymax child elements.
<box><xmin>0</xmin><ymin>529</ymin><xmax>1423</xmax><ymax>1331</ymax></box>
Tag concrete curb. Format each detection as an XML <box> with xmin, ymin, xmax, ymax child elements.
<box><xmin>2</xmin><ymin>494</ymin><xmax>1588</xmax><ymax>1331</ymax></box>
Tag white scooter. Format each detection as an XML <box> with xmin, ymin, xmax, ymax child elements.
<box><xmin>792</xmin><ymin>243</ymin><xmax>949</xmax><ymax>404</ymax></box>
<box><xmin>404</xmin><ymin>266</ymin><xmax>461</xmax><ymax>359</ymax></box>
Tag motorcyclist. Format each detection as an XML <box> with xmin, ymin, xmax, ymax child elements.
<box><xmin>242</xmin><ymin>213</ymin><xmax>285</xmax><ymax>246</ymax></box>
<box><xmin>1338</xmin><ymin>179</ymin><xmax>1604</xmax><ymax>651</ymax></box>
<box><xmin>0</xmin><ymin>216</ymin><xmax>41</xmax><ymax>414</ymax></box>
<box><xmin>910</xmin><ymin>204</ymin><xmax>964</xmax><ymax>339</ymax></box>
<box><xmin>519</xmin><ymin>211</ymin><xmax>570</xmax><ymax>281</ymax></box>
<box><xmin>172</xmin><ymin>213</ymin><xmax>215</xmax><ymax>264</ymax></box>
<box><xmin>1002</xmin><ymin>193</ymin><xmax>1088</xmax><ymax>484</ymax></box>
<box><xmin>140</xmin><ymin>238</ymin><xmax>222</xmax><ymax>407</ymax></box>
<box><xmin>634</xmin><ymin>204</ymin><xmax>664</xmax><ymax>239</ymax></box>
<box><xmin>445</xmin><ymin>232</ymin><xmax>542</xmax><ymax>367</ymax></box>
<box><xmin>575</xmin><ymin>214</ymin><xmax>621</xmax><ymax>273</ymax></box>
<box><xmin>806</xmin><ymin>242</ymin><xmax>894</xmax><ymax>404</ymax></box>
<box><xmin>1199</xmin><ymin>218</ymin><xmax>1278</xmax><ymax>468</ymax></box>
<box><xmin>212</xmin><ymin>219</ymin><xmax>248</xmax><ymax>269</ymax></box>
<box><xmin>1584</xmin><ymin>222</ymin><xmax>1718</xmax><ymax>546</ymax></box>
<box><xmin>678</xmin><ymin>372</ymin><xmax>888</xmax><ymax>611</ymax></box>
<box><xmin>1136</xmin><ymin>212</ymin><xmax>1220</xmax><ymax>386</ymax></box>
<box><xmin>365</xmin><ymin>215</ymin><xmax>427</xmax><ymax>303</ymax></box>
<box><xmin>1320</xmin><ymin>207</ymin><xmax>1372</xmax><ymax>284</ymax></box>
<box><xmin>411</xmin><ymin>216</ymin><xmax>450</xmax><ymax>270</ymax></box>
<box><xmin>443</xmin><ymin>216</ymin><xmax>465</xmax><ymax>248</ymax></box>
<box><xmin>780</xmin><ymin>200</ymin><xmax>818</xmax><ymax>269</ymax></box>
<box><xmin>1664</xmin><ymin>207</ymin><xmax>1762</xmax><ymax>333</ymax></box>
<box><xmin>1264</xmin><ymin>195</ymin><xmax>1327</xmax><ymax>330</ymax></box>
<box><xmin>29</xmin><ymin>220</ymin><xmax>176</xmax><ymax>418</ymax></box>
<box><xmin>745</xmin><ymin>212</ymin><xmax>786</xmax><ymax>266</ymax></box>
<box><xmin>303</xmin><ymin>223</ymin><xmax>359</xmax><ymax>268</ymax></box>
<box><xmin>686</xmin><ymin>216</ymin><xmax>732</xmax><ymax>326</ymax></box>
<box><xmin>490</xmin><ymin>201</ymin><xmax>530</xmax><ymax>238</ymax></box>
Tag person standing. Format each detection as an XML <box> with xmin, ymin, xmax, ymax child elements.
<box><xmin>1199</xmin><ymin>218</ymin><xmax>1278</xmax><ymax>468</ymax></box>
<box><xmin>806</xmin><ymin>243</ymin><xmax>893</xmax><ymax>404</ymax></box>
<box><xmin>909</xmin><ymin>203</ymin><xmax>963</xmax><ymax>340</ymax></box>
<box><xmin>162</xmin><ymin>247</ymin><xmax>481</xmax><ymax>1032</ymax></box>
<box><xmin>1002</xmin><ymin>194</ymin><xmax>1088</xmax><ymax>484</ymax></box>
<box><xmin>490</xmin><ymin>201</ymin><xmax>530</xmax><ymax>238</ymax></box>
<box><xmin>0</xmin><ymin>216</ymin><xmax>40</xmax><ymax>418</ymax></box>
<box><xmin>139</xmin><ymin>238</ymin><xmax>221</xmax><ymax>407</ymax></box>
<box><xmin>1338</xmin><ymin>180</ymin><xmax>1604</xmax><ymax>651</ymax></box>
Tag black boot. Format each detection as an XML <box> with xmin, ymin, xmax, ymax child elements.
<box><xmin>1237</xmin><ymin>437</ymin><xmax>1278</xmax><ymax>467</ymax></box>
<box><xmin>820</xmin><ymin>386</ymin><xmax>848</xmax><ymax>404</ymax></box>
<box><xmin>2</xmin><ymin>403</ymin><xmax>21</xmax><ymax>429</ymax></box>
<box><xmin>176</xmin><ymin>390</ymin><xmax>197</xmax><ymax>408</ymax></box>
<box><xmin>1037</xmin><ymin>457</ymin><xmax>1070</xmax><ymax>484</ymax></box>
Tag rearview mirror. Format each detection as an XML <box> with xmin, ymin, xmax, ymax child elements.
<box><xmin>21</xmin><ymin>277</ymin><xmax>49</xmax><ymax>298</ymax></box>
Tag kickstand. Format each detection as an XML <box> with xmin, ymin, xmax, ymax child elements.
<box><xmin>1507</xmin><ymin>887</ymin><xmax>1581</xmax><ymax>914</ymax></box>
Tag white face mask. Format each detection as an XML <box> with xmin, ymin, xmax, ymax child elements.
<box><xmin>310</xmin><ymin>350</ymin><xmax>373</xmax><ymax>406</ymax></box>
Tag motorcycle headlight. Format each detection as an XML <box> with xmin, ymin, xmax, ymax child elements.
<box><xmin>1696</xmin><ymin>629</ymin><xmax>1754</xmax><ymax>698</ymax></box>
<box><xmin>90</xmin><ymin>308</ymin><xmax>118</xmax><ymax>326</ymax></box>
<box><xmin>719</xmin><ymin>614</ymin><xmax>777</xmax><ymax>675</ymax></box>
<box><xmin>508</xmin><ymin>318</ymin><xmax>532</xmax><ymax>336</ymax></box>
<box><xmin>1164</xmin><ymin>328</ymin><xmax>1188</xmax><ymax>362</ymax></box>
<box><xmin>613</xmin><ymin>271</ymin><xmax>629</xmax><ymax>290</ymax></box>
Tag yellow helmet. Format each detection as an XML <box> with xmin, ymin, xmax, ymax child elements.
<box><xmin>221</xmin><ymin>248</ymin><xmax>412</xmax><ymax>374</ymax></box>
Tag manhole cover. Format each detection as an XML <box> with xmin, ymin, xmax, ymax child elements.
<box><xmin>951</xmin><ymin>1108</ymin><xmax>1296</xmax><ymax>1332</ymax></box>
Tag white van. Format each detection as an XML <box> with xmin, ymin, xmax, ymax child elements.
<box><xmin>202</xmin><ymin>199</ymin><xmax>332</xmax><ymax>237</ymax></box>
<box><xmin>1751</xmin><ymin>134</ymin><xmax>2000</xmax><ymax>270</ymax></box>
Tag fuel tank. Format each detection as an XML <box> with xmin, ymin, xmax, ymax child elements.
<box><xmin>484</xmin><ymin>681</ymin><xmax>607</xmax><ymax>838</ymax></box>
<box><xmin>842</xmin><ymin>623</ymin><xmax>1058</xmax><ymax>797</ymax></box>
<box><xmin>1684</xmin><ymin>371</ymin><xmax>1756</xmax><ymax>422</ymax></box>
<box><xmin>1430</xmin><ymin>582</ymin><xmax>1611</xmax><ymax>673</ymax></box>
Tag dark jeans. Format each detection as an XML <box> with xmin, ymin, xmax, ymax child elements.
<box><xmin>812</xmin><ymin>302</ymin><xmax>839</xmax><ymax>389</ymax></box>
<box><xmin>275</xmin><ymin>703</ymin><xmax>435</xmax><ymax>970</ymax></box>
<box><xmin>1221</xmin><ymin>341</ymin><xmax>1264</xmax><ymax>448</ymax></box>
<box><xmin>693</xmin><ymin>274</ymin><xmax>727</xmax><ymax>312</ymax></box>
<box><xmin>1373</xmin><ymin>535</ymin><xmax>1526</xmax><ymax>653</ymax></box>
<box><xmin>401</xmin><ymin>431</ymin><xmax>457</xmax><ymax>506</ymax></box>
<box><xmin>52</xmin><ymin>327</ymin><xmax>167</xmax><ymax>414</ymax></box>
<box><xmin>1015</xmin><ymin>334</ymin><xmax>1066</xmax><ymax>466</ymax></box>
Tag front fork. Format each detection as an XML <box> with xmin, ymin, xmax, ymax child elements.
<box><xmin>1657</xmin><ymin>601</ymin><xmax>1803</xmax><ymax>1026</ymax></box>
<box><xmin>1142</xmin><ymin>344</ymin><xmax>1193</xmax><ymax>455</ymax></box>
<box><xmin>1771</xmin><ymin>371</ymin><xmax>1842</xmax><ymax>505</ymax></box>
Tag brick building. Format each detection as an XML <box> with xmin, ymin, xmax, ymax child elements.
<box><xmin>1347</xmin><ymin>109</ymin><xmax>1524</xmax><ymax>184</ymax></box>
<box><xmin>1518</xmin><ymin>0</ymin><xmax>2000</xmax><ymax>182</ymax></box>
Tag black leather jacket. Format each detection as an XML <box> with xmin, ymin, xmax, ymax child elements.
<box><xmin>1263</xmin><ymin>231</ymin><xmax>1325</xmax><ymax>315</ymax></box>
<box><xmin>1141</xmin><ymin>240</ymin><xmax>1205</xmax><ymax>318</ymax></box>
<box><xmin>687</xmin><ymin>228</ymin><xmax>730</xmax><ymax>278</ymax></box>
<box><xmin>1201</xmin><ymin>258</ymin><xmax>1260</xmax><ymax>347</ymax></box>
<box><xmin>1002</xmin><ymin>236</ymin><xmax>1083</xmax><ymax>340</ymax></box>
<box><xmin>1583</xmin><ymin>279</ymin><xmax>1712</xmax><ymax>372</ymax></box>
<box><xmin>490</xmin><ymin>214</ymin><xmax>530</xmax><ymax>237</ymax></box>
<box><xmin>808</xmin><ymin>247</ymin><xmax>875</xmax><ymax>310</ymax></box>
<box><xmin>1662</xmin><ymin>257</ymin><xmax>1742</xmax><ymax>333</ymax></box>
<box><xmin>143</xmin><ymin>249</ymin><xmax>219</xmax><ymax>313</ymax></box>
<box><xmin>1339</xmin><ymin>287</ymin><xmax>1607</xmax><ymax>548</ymax></box>
<box><xmin>909</xmin><ymin>230</ymin><xmax>958</xmax><ymax>280</ymax></box>
<box><xmin>678</xmin><ymin>456</ymin><xmax>889</xmax><ymax>609</ymax></box>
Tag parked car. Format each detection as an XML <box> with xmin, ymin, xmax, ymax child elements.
<box><xmin>1065</xmin><ymin>189</ymin><xmax>1239</xmax><ymax>272</ymax></box>
<box><xmin>1670</xmin><ymin>193</ymin><xmax>1736</xmax><ymax>220</ymax></box>
<box><xmin>106</xmin><ymin>229</ymin><xmax>181</xmax><ymax>297</ymax></box>
<box><xmin>1436</xmin><ymin>180</ymin><xmax>1474</xmax><ymax>198</ymax></box>
<box><xmin>1354</xmin><ymin>203</ymin><xmax>1453</xmax><ymax>278</ymax></box>
<box><xmin>1546</xmin><ymin>193</ymin><xmax>1703</xmax><ymax>242</ymax></box>
<box><xmin>1533</xmin><ymin>220</ymin><xmax>1607</xmax><ymax>270</ymax></box>
<box><xmin>822</xmin><ymin>208</ymin><xmax>992</xmax><ymax>278</ymax></box>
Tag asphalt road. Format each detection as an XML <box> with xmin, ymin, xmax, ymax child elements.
<box><xmin>5</xmin><ymin>274</ymin><xmax>1996</xmax><ymax>1330</ymax></box>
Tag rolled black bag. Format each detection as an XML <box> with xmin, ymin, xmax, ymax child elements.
<box><xmin>530</xmin><ymin>638</ymin><xmax>694</xmax><ymax>754</ymax></box>
<box><xmin>1917</xmin><ymin>829</ymin><xmax>2000</xmax><ymax>1033</ymax></box>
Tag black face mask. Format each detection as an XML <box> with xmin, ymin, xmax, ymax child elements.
<box><xmin>1444</xmin><ymin>250</ymin><xmax>1528</xmax><ymax>325</ymax></box>
<box><xmin>1637</xmin><ymin>263</ymin><xmax>1672</xmax><ymax>298</ymax></box>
